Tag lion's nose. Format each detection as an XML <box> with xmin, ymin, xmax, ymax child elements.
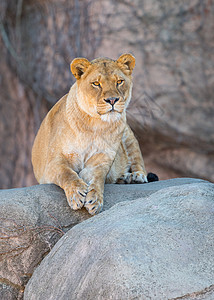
<box><xmin>104</xmin><ymin>97</ymin><xmax>119</xmax><ymax>106</ymax></box>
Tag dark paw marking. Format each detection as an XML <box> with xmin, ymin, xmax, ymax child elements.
<box><xmin>78</xmin><ymin>191</ymin><xmax>87</xmax><ymax>197</ymax></box>
<box><xmin>147</xmin><ymin>172</ymin><xmax>159</xmax><ymax>182</ymax></box>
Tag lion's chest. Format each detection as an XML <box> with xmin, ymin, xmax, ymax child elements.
<box><xmin>63</xmin><ymin>133</ymin><xmax>119</xmax><ymax>173</ymax></box>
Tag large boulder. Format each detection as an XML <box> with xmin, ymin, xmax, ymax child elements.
<box><xmin>0</xmin><ymin>184</ymin><xmax>89</xmax><ymax>300</ymax></box>
<box><xmin>24</xmin><ymin>181</ymin><xmax>214</xmax><ymax>300</ymax></box>
<box><xmin>0</xmin><ymin>178</ymin><xmax>205</xmax><ymax>299</ymax></box>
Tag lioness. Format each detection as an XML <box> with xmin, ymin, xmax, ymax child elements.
<box><xmin>32</xmin><ymin>54</ymin><xmax>150</xmax><ymax>215</ymax></box>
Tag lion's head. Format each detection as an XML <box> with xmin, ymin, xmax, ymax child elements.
<box><xmin>70</xmin><ymin>54</ymin><xmax>135</xmax><ymax>122</ymax></box>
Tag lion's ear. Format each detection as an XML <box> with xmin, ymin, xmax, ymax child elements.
<box><xmin>70</xmin><ymin>58</ymin><xmax>91</xmax><ymax>79</ymax></box>
<box><xmin>117</xmin><ymin>54</ymin><xmax>135</xmax><ymax>75</ymax></box>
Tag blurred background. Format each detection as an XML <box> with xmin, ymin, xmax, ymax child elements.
<box><xmin>0</xmin><ymin>0</ymin><xmax>213</xmax><ymax>189</ymax></box>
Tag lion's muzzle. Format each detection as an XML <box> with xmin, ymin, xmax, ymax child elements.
<box><xmin>104</xmin><ymin>97</ymin><xmax>119</xmax><ymax>106</ymax></box>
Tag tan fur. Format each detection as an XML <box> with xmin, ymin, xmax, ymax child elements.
<box><xmin>32</xmin><ymin>54</ymin><xmax>147</xmax><ymax>215</ymax></box>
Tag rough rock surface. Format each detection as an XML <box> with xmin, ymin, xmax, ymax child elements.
<box><xmin>24</xmin><ymin>181</ymin><xmax>214</xmax><ymax>300</ymax></box>
<box><xmin>0</xmin><ymin>178</ymin><xmax>204</xmax><ymax>300</ymax></box>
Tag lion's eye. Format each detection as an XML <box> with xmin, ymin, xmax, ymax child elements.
<box><xmin>117</xmin><ymin>80</ymin><xmax>124</xmax><ymax>85</ymax></box>
<box><xmin>92</xmin><ymin>81</ymin><xmax>100</xmax><ymax>87</ymax></box>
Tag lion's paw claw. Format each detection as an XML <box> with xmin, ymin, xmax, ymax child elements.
<box><xmin>84</xmin><ymin>188</ymin><xmax>103</xmax><ymax>215</ymax></box>
<box><xmin>117</xmin><ymin>171</ymin><xmax>148</xmax><ymax>184</ymax></box>
<box><xmin>64</xmin><ymin>180</ymin><xmax>88</xmax><ymax>210</ymax></box>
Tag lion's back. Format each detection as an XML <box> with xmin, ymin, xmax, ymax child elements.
<box><xmin>31</xmin><ymin>95</ymin><xmax>68</xmax><ymax>182</ymax></box>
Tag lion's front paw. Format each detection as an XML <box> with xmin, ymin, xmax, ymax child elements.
<box><xmin>117</xmin><ymin>171</ymin><xmax>148</xmax><ymax>184</ymax></box>
<box><xmin>84</xmin><ymin>187</ymin><xmax>103</xmax><ymax>215</ymax></box>
<box><xmin>64</xmin><ymin>179</ymin><xmax>88</xmax><ymax>210</ymax></box>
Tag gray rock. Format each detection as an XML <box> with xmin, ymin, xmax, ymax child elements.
<box><xmin>0</xmin><ymin>178</ymin><xmax>209</xmax><ymax>299</ymax></box>
<box><xmin>24</xmin><ymin>182</ymin><xmax>214</xmax><ymax>300</ymax></box>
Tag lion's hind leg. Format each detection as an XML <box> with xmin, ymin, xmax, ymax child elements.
<box><xmin>116</xmin><ymin>171</ymin><xmax>148</xmax><ymax>184</ymax></box>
